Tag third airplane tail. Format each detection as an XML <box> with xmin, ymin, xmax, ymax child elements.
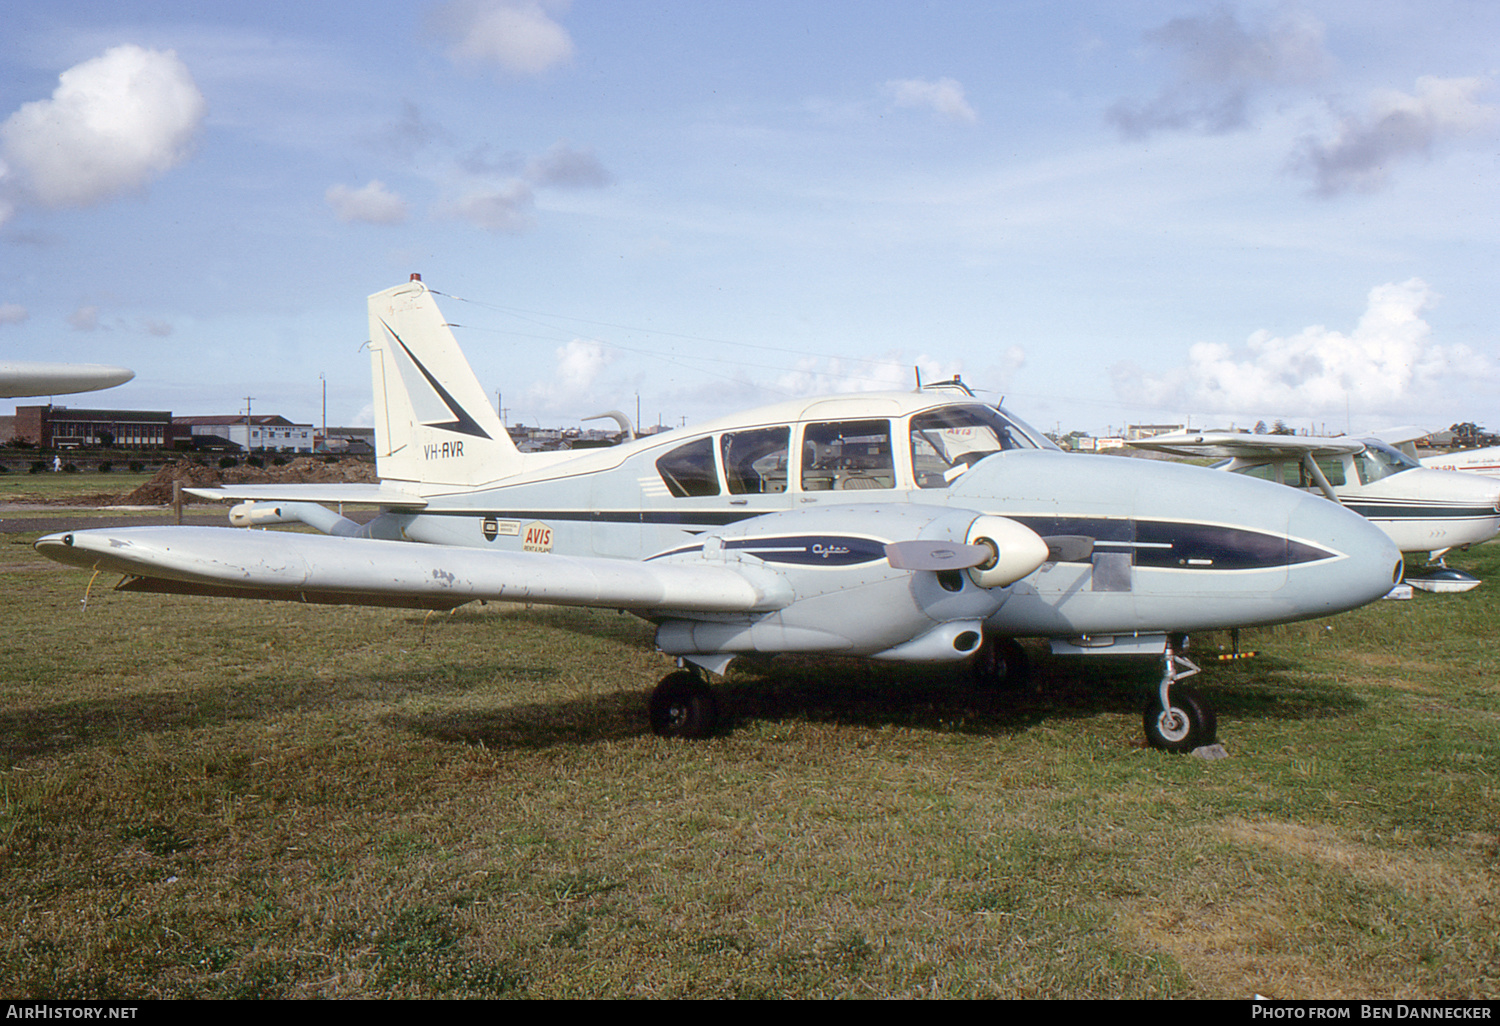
<box><xmin>367</xmin><ymin>276</ymin><xmax>524</xmax><ymax>489</ymax></box>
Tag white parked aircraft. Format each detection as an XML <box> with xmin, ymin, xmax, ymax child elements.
<box><xmin>36</xmin><ymin>278</ymin><xmax>1404</xmax><ymax>751</ymax></box>
<box><xmin>0</xmin><ymin>361</ymin><xmax>135</xmax><ymax>399</ymax></box>
<box><xmin>1129</xmin><ymin>430</ymin><xmax>1500</xmax><ymax>571</ymax></box>
<box><xmin>1421</xmin><ymin>447</ymin><xmax>1500</xmax><ymax>478</ymax></box>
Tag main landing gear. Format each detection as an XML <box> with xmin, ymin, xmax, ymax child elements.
<box><xmin>970</xmin><ymin>635</ymin><xmax>1031</xmax><ymax>690</ymax></box>
<box><xmin>1142</xmin><ymin>634</ymin><xmax>1217</xmax><ymax>753</ymax></box>
<box><xmin>648</xmin><ymin>668</ymin><xmax>721</xmax><ymax>739</ymax></box>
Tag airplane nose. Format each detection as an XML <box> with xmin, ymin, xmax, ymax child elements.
<box><xmin>1286</xmin><ymin>492</ymin><xmax>1403</xmax><ymax>614</ymax></box>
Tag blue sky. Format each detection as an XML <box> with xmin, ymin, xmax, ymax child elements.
<box><xmin>2</xmin><ymin>1</ymin><xmax>1497</xmax><ymax>437</ymax></box>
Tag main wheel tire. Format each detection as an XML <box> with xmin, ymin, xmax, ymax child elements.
<box><xmin>649</xmin><ymin>671</ymin><xmax>720</xmax><ymax>739</ymax></box>
<box><xmin>971</xmin><ymin>637</ymin><xmax>1030</xmax><ymax>690</ymax></box>
<box><xmin>1142</xmin><ymin>684</ymin><xmax>1217</xmax><ymax>753</ymax></box>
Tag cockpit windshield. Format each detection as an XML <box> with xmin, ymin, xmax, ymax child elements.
<box><xmin>911</xmin><ymin>404</ymin><xmax>1057</xmax><ymax>488</ymax></box>
<box><xmin>1355</xmin><ymin>441</ymin><xmax>1420</xmax><ymax>484</ymax></box>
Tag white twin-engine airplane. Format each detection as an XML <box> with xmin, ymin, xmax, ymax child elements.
<box><xmin>36</xmin><ymin>277</ymin><xmax>1404</xmax><ymax>752</ymax></box>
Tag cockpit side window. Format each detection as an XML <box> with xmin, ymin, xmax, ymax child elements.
<box><xmin>721</xmin><ymin>426</ymin><xmax>790</xmax><ymax>494</ymax></box>
<box><xmin>656</xmin><ymin>437</ymin><xmax>721</xmax><ymax>497</ymax></box>
<box><xmin>1355</xmin><ymin>442</ymin><xmax>1420</xmax><ymax>484</ymax></box>
<box><xmin>910</xmin><ymin>404</ymin><xmax>1047</xmax><ymax>488</ymax></box>
<box><xmin>801</xmin><ymin>420</ymin><xmax>894</xmax><ymax>491</ymax></box>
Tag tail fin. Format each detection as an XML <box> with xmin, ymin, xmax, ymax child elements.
<box><xmin>367</xmin><ymin>277</ymin><xmax>523</xmax><ymax>488</ymax></box>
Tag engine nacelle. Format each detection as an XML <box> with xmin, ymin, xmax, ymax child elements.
<box><xmin>651</xmin><ymin>503</ymin><xmax>1046</xmax><ymax>662</ymax></box>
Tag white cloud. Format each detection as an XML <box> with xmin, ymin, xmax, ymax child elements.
<box><xmin>0</xmin><ymin>303</ymin><xmax>28</xmax><ymax>325</ymax></box>
<box><xmin>885</xmin><ymin>78</ymin><xmax>978</xmax><ymax>124</ymax></box>
<box><xmin>523</xmin><ymin>141</ymin><xmax>611</xmax><ymax>188</ymax></box>
<box><xmin>68</xmin><ymin>305</ymin><xmax>100</xmax><ymax>331</ymax></box>
<box><xmin>774</xmin><ymin>352</ymin><xmax>962</xmax><ymax>396</ymax></box>
<box><xmin>1291</xmin><ymin>76</ymin><xmax>1498</xmax><ymax>196</ymax></box>
<box><xmin>430</xmin><ymin>0</ymin><xmax>574</xmax><ymax>76</ymax></box>
<box><xmin>1108</xmin><ymin>8</ymin><xmax>1328</xmax><ymax>138</ymax></box>
<box><xmin>523</xmin><ymin>337</ymin><xmax>614</xmax><ymax>415</ymax></box>
<box><xmin>326</xmin><ymin>180</ymin><xmax>409</xmax><ymax>224</ymax></box>
<box><xmin>0</xmin><ymin>45</ymin><xmax>206</xmax><ymax>209</ymax></box>
<box><xmin>1114</xmin><ymin>279</ymin><xmax>1492</xmax><ymax>421</ymax></box>
<box><xmin>443</xmin><ymin>180</ymin><xmax>536</xmax><ymax>232</ymax></box>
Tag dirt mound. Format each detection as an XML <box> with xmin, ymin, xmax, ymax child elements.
<box><xmin>121</xmin><ymin>457</ymin><xmax>378</xmax><ymax>505</ymax></box>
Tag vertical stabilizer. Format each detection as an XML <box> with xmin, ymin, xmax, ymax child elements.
<box><xmin>368</xmin><ymin>278</ymin><xmax>523</xmax><ymax>488</ymax></box>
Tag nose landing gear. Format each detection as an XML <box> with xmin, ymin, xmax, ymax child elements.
<box><xmin>1143</xmin><ymin>635</ymin><xmax>1217</xmax><ymax>753</ymax></box>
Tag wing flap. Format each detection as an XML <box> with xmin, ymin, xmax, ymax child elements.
<box><xmin>36</xmin><ymin>527</ymin><xmax>789</xmax><ymax>613</ymax></box>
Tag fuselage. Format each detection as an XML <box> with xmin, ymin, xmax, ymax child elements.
<box><xmin>368</xmin><ymin>391</ymin><xmax>1403</xmax><ymax>638</ymax></box>
<box><xmin>1422</xmin><ymin>446</ymin><xmax>1500</xmax><ymax>478</ymax></box>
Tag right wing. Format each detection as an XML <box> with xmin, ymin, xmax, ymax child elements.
<box><xmin>36</xmin><ymin>527</ymin><xmax>790</xmax><ymax>613</ymax></box>
<box><xmin>1129</xmin><ymin>431</ymin><xmax>1365</xmax><ymax>460</ymax></box>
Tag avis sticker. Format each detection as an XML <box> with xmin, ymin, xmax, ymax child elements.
<box><xmin>522</xmin><ymin>521</ymin><xmax>553</xmax><ymax>553</ymax></box>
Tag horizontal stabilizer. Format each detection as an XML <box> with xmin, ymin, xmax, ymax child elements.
<box><xmin>185</xmin><ymin>484</ymin><xmax>427</xmax><ymax>507</ymax></box>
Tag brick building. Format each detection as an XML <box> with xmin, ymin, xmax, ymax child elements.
<box><xmin>10</xmin><ymin>405</ymin><xmax>173</xmax><ymax>448</ymax></box>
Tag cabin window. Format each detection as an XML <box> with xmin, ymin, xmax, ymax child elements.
<box><xmin>801</xmin><ymin>420</ymin><xmax>894</xmax><ymax>491</ymax></box>
<box><xmin>656</xmin><ymin>437</ymin><xmax>720</xmax><ymax>497</ymax></box>
<box><xmin>910</xmin><ymin>405</ymin><xmax>1049</xmax><ymax>488</ymax></box>
<box><xmin>1238</xmin><ymin>462</ymin><xmax>1282</xmax><ymax>484</ymax></box>
<box><xmin>721</xmin><ymin>426</ymin><xmax>790</xmax><ymax>494</ymax></box>
<box><xmin>1299</xmin><ymin>457</ymin><xmax>1347</xmax><ymax>489</ymax></box>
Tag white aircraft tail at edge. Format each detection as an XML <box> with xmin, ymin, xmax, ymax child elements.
<box><xmin>36</xmin><ymin>276</ymin><xmax>1406</xmax><ymax>752</ymax></box>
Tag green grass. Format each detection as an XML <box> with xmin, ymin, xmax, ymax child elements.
<box><xmin>0</xmin><ymin>470</ymin><xmax>154</xmax><ymax>500</ymax></box>
<box><xmin>0</xmin><ymin>517</ymin><xmax>1497</xmax><ymax>998</ymax></box>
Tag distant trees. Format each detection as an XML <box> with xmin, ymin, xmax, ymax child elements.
<box><xmin>1450</xmin><ymin>422</ymin><xmax>1498</xmax><ymax>448</ymax></box>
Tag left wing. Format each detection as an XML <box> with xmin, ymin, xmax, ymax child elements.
<box><xmin>36</xmin><ymin>527</ymin><xmax>791</xmax><ymax>613</ymax></box>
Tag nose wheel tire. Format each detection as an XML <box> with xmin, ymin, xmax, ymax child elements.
<box><xmin>1143</xmin><ymin>684</ymin><xmax>1216</xmax><ymax>753</ymax></box>
<box><xmin>649</xmin><ymin>670</ymin><xmax>720</xmax><ymax>739</ymax></box>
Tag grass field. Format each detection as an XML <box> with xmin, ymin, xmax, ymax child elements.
<box><xmin>1</xmin><ymin>506</ymin><xmax>1497</xmax><ymax>999</ymax></box>
<box><xmin>0</xmin><ymin>470</ymin><xmax>155</xmax><ymax>501</ymax></box>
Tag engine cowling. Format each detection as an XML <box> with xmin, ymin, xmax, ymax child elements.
<box><xmin>651</xmin><ymin>504</ymin><xmax>1047</xmax><ymax>662</ymax></box>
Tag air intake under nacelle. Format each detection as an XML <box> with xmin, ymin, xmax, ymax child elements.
<box><xmin>870</xmin><ymin>620</ymin><xmax>986</xmax><ymax>662</ymax></box>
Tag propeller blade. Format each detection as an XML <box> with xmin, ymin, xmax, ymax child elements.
<box><xmin>884</xmin><ymin>540</ymin><xmax>992</xmax><ymax>571</ymax></box>
<box><xmin>1042</xmin><ymin>535</ymin><xmax>1094</xmax><ymax>562</ymax></box>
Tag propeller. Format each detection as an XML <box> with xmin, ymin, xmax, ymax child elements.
<box><xmin>883</xmin><ymin>540</ymin><xmax>992</xmax><ymax>571</ymax></box>
<box><xmin>885</xmin><ymin>532</ymin><xmax>1097</xmax><ymax>576</ymax></box>
<box><xmin>1043</xmin><ymin>535</ymin><xmax>1094</xmax><ymax>562</ymax></box>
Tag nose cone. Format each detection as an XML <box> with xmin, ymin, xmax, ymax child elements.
<box><xmin>1285</xmin><ymin>491</ymin><xmax>1404</xmax><ymax>618</ymax></box>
